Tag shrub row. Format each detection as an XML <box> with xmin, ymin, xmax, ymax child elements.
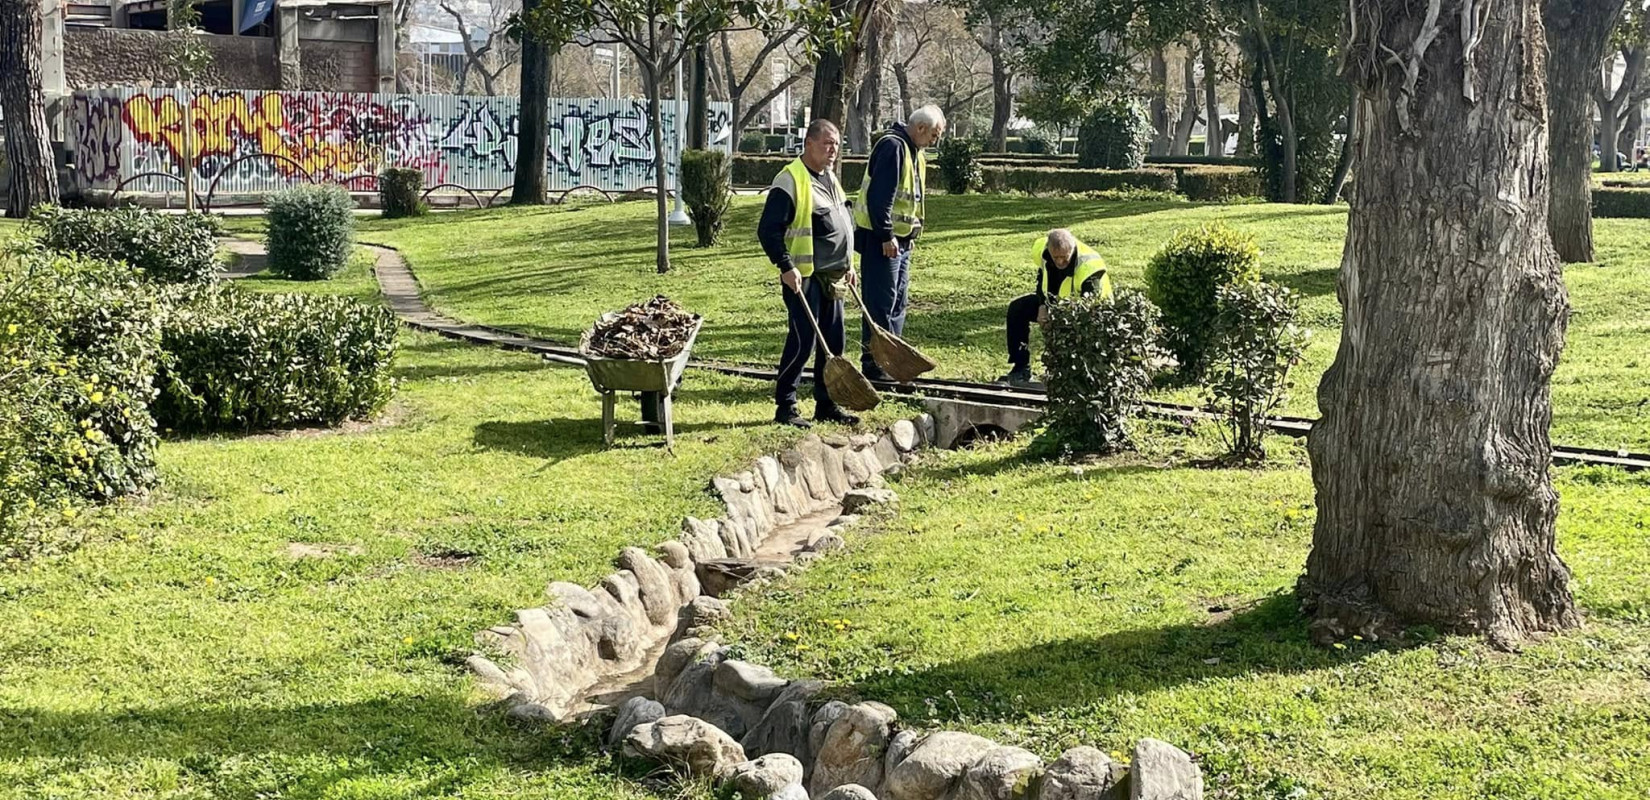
<box><xmin>32</xmin><ymin>206</ymin><xmax>222</xmax><ymax>284</ymax></box>
<box><xmin>730</xmin><ymin>156</ymin><xmax>1262</xmax><ymax>201</ymax></box>
<box><xmin>1592</xmin><ymin>187</ymin><xmax>1650</xmax><ymax>218</ymax></box>
<box><xmin>153</xmin><ymin>283</ymin><xmax>398</xmax><ymax>433</ymax></box>
<box><xmin>729</xmin><ymin>156</ymin><xmax>940</xmax><ymax>193</ymax></box>
<box><xmin>980</xmin><ymin>166</ymin><xmax>1179</xmax><ymax>195</ymax></box>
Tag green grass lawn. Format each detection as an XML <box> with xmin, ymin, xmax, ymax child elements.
<box><xmin>340</xmin><ymin>198</ymin><xmax>1649</xmax><ymax>452</ymax></box>
<box><xmin>716</xmin><ymin>432</ymin><xmax>1650</xmax><ymax>800</ymax></box>
<box><xmin>0</xmin><ymin>256</ymin><xmax>910</xmax><ymax>798</ymax></box>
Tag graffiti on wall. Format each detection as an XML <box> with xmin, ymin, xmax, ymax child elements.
<box><xmin>71</xmin><ymin>88</ymin><xmax>732</xmax><ymax>197</ymax></box>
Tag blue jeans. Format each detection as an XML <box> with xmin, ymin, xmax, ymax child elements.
<box><xmin>858</xmin><ymin>244</ymin><xmax>910</xmax><ymax>374</ymax></box>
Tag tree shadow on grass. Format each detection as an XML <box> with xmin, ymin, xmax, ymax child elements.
<box><xmin>1271</xmin><ymin>265</ymin><xmax>1341</xmax><ymax>300</ymax></box>
<box><xmin>473</xmin><ymin>416</ymin><xmax>772</xmax><ymax>459</ymax></box>
<box><xmin>848</xmin><ymin>592</ymin><xmax>1405</xmax><ymax>725</ymax></box>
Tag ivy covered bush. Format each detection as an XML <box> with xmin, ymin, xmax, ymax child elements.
<box><xmin>681</xmin><ymin>149</ymin><xmax>733</xmax><ymax>247</ymax></box>
<box><xmin>1039</xmin><ymin>291</ymin><xmax>1169</xmax><ymax>455</ymax></box>
<box><xmin>933</xmin><ymin>137</ymin><xmax>984</xmax><ymax>194</ymax></box>
<box><xmin>1077</xmin><ymin>99</ymin><xmax>1153</xmax><ymax>170</ymax></box>
<box><xmin>1</xmin><ymin>249</ymin><xmax>162</xmax><ymax>554</ymax></box>
<box><xmin>153</xmin><ymin>284</ymin><xmax>398</xmax><ymax>432</ymax></box>
<box><xmin>1144</xmin><ymin>223</ymin><xmax>1261</xmax><ymax>379</ymax></box>
<box><xmin>267</xmin><ymin>185</ymin><xmax>356</xmax><ymax>280</ymax></box>
<box><xmin>378</xmin><ymin>167</ymin><xmax>427</xmax><ymax>219</ymax></box>
<box><xmin>32</xmin><ymin>206</ymin><xmax>222</xmax><ymax>284</ymax></box>
<box><xmin>1205</xmin><ymin>280</ymin><xmax>1310</xmax><ymax>464</ymax></box>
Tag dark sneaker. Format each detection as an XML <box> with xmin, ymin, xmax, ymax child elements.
<box><xmin>775</xmin><ymin>409</ymin><xmax>813</xmax><ymax>429</ymax></box>
<box><xmin>998</xmin><ymin>366</ymin><xmax>1033</xmax><ymax>384</ymax></box>
<box><xmin>815</xmin><ymin>407</ymin><xmax>860</xmax><ymax>426</ymax></box>
<box><xmin>861</xmin><ymin>364</ymin><xmax>893</xmax><ymax>383</ymax></box>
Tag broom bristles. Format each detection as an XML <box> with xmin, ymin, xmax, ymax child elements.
<box><xmin>868</xmin><ymin>327</ymin><xmax>937</xmax><ymax>383</ymax></box>
<box><xmin>823</xmin><ymin>357</ymin><xmax>880</xmax><ymax>411</ymax></box>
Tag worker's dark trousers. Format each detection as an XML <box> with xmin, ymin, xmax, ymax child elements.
<box><xmin>777</xmin><ymin>276</ymin><xmax>845</xmax><ymax>414</ymax></box>
<box><xmin>1005</xmin><ymin>293</ymin><xmax>1045</xmax><ymax>370</ymax></box>
<box><xmin>858</xmin><ymin>244</ymin><xmax>911</xmax><ymax>374</ymax></box>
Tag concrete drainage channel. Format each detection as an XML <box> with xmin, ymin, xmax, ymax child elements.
<box><xmin>466</xmin><ymin>414</ymin><xmax>1206</xmax><ymax>800</ymax></box>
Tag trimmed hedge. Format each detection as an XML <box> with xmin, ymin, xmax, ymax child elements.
<box><xmin>1078</xmin><ymin>101</ymin><xmax>1153</xmax><ymax>169</ymax></box>
<box><xmin>731</xmin><ymin>156</ymin><xmax>931</xmax><ymax>192</ymax></box>
<box><xmin>1147</xmin><ymin>155</ymin><xmax>1261</xmax><ymax>167</ymax></box>
<box><xmin>1145</xmin><ymin>223</ymin><xmax>1262</xmax><ymax>379</ymax></box>
<box><xmin>981</xmin><ymin>166</ymin><xmax>1179</xmax><ymax>195</ymax></box>
<box><xmin>33</xmin><ymin>206</ymin><xmax>222</xmax><ymax>284</ymax></box>
<box><xmin>1177</xmin><ymin>166</ymin><xmax>1265</xmax><ymax>202</ymax></box>
<box><xmin>379</xmin><ymin>167</ymin><xmax>427</xmax><ymax>219</ymax></box>
<box><xmin>267</xmin><ymin>185</ymin><xmax>356</xmax><ymax>281</ymax></box>
<box><xmin>1593</xmin><ymin>187</ymin><xmax>1650</xmax><ymax>218</ymax></box>
<box><xmin>682</xmin><ymin>149</ymin><xmax>732</xmax><ymax>246</ymax></box>
<box><xmin>153</xmin><ymin>283</ymin><xmax>398</xmax><ymax>432</ymax></box>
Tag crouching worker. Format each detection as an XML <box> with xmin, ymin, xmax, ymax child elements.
<box><xmin>999</xmin><ymin>228</ymin><xmax>1113</xmax><ymax>384</ymax></box>
<box><xmin>757</xmin><ymin>119</ymin><xmax>861</xmax><ymax>428</ymax></box>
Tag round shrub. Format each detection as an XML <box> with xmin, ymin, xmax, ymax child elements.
<box><xmin>1039</xmin><ymin>290</ymin><xmax>1170</xmax><ymax>455</ymax></box>
<box><xmin>681</xmin><ymin>149</ymin><xmax>732</xmax><ymax>247</ymax></box>
<box><xmin>378</xmin><ymin>167</ymin><xmax>427</xmax><ymax>219</ymax></box>
<box><xmin>1077</xmin><ymin>99</ymin><xmax>1153</xmax><ymax>170</ymax></box>
<box><xmin>153</xmin><ymin>283</ymin><xmax>398</xmax><ymax>432</ymax></box>
<box><xmin>1144</xmin><ymin>223</ymin><xmax>1262</xmax><ymax>379</ymax></box>
<box><xmin>267</xmin><ymin>185</ymin><xmax>356</xmax><ymax>281</ymax></box>
<box><xmin>1206</xmin><ymin>280</ymin><xmax>1310</xmax><ymax>463</ymax></box>
<box><xmin>32</xmin><ymin>206</ymin><xmax>222</xmax><ymax>284</ymax></box>
<box><xmin>933</xmin><ymin>137</ymin><xmax>984</xmax><ymax>194</ymax></box>
<box><xmin>738</xmin><ymin>131</ymin><xmax>766</xmax><ymax>153</ymax></box>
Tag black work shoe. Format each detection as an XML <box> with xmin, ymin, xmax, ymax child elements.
<box><xmin>775</xmin><ymin>409</ymin><xmax>813</xmax><ymax>429</ymax></box>
<box><xmin>815</xmin><ymin>407</ymin><xmax>860</xmax><ymax>426</ymax></box>
<box><xmin>998</xmin><ymin>366</ymin><xmax>1033</xmax><ymax>384</ymax></box>
<box><xmin>861</xmin><ymin>364</ymin><xmax>893</xmax><ymax>383</ymax></box>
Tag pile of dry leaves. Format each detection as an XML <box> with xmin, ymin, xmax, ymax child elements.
<box><xmin>580</xmin><ymin>295</ymin><xmax>701</xmax><ymax>360</ymax></box>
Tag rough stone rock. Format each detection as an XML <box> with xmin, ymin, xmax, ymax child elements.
<box><xmin>721</xmin><ymin>753</ymin><xmax>807</xmax><ymax>800</ymax></box>
<box><xmin>843</xmin><ymin>447</ymin><xmax>875</xmax><ymax>487</ymax></box>
<box><xmin>819</xmin><ymin>441</ymin><xmax>850</xmax><ymax>498</ymax></box>
<box><xmin>670</xmin><ymin>562</ymin><xmax>703</xmax><ymax>607</ymax></box>
<box><xmin>794</xmin><ymin>551</ymin><xmax>826</xmax><ymax>569</ymax></box>
<box><xmin>866</xmin><ymin>473</ymin><xmax>888</xmax><ymax>490</ymax></box>
<box><xmin>663</xmin><ymin>647</ymin><xmax>766</xmax><ymax>739</ymax></box>
<box><xmin>699</xmin><ymin>558</ymin><xmax>762</xmax><ymax>597</ymax></box>
<box><xmin>742</xmin><ymin>680</ymin><xmax>827</xmax><ymax>762</ymax></box>
<box><xmin>716</xmin><ymin>659</ymin><xmax>789</xmax><ymax>704</ymax></box>
<box><xmin>771</xmin><ymin>784</ymin><xmax>810</xmax><ymax>800</ymax></box>
<box><xmin>600</xmin><ymin>570</ymin><xmax>649</xmax><ymax>629</ymax></box>
<box><xmin>1039</xmin><ymin>746</ymin><xmax>1126</xmax><ymax>800</ymax></box>
<box><xmin>842</xmin><ymin>488</ymin><xmax>899</xmax><ymax>514</ymax></box>
<box><xmin>505</xmin><ymin>697</ymin><xmax>558</xmax><ymax>723</ymax></box>
<box><xmin>819</xmin><ymin>786</ymin><xmax>879</xmax><ymax>800</ymax></box>
<box><xmin>738</xmin><ymin>471</ymin><xmax>757</xmax><ymax>493</ymax></box>
<box><xmin>891</xmin><ymin>420</ymin><xmax>919</xmax><ymax>452</ymax></box>
<box><xmin>625</xmin><ymin>714</ymin><xmax>747</xmax><ymax>777</ymax></box>
<box><xmin>466</xmin><ymin>654</ymin><xmax>518</xmax><ymax>699</ymax></box>
<box><xmin>955</xmin><ymin>746</ymin><xmax>1044</xmax><ymax>800</ymax></box>
<box><xmin>883</xmin><ymin>731</ymin><xmax>999</xmax><ymax>800</ymax></box>
<box><xmin>916</xmin><ymin>414</ymin><xmax>936</xmax><ymax>447</ymax></box>
<box><xmin>589</xmin><ymin>611</ymin><xmax>642</xmax><ymax>662</ymax></box>
<box><xmin>823</xmin><ymin>433</ymin><xmax>852</xmax><ymax>447</ymax></box>
<box><xmin>684</xmin><ymin>596</ymin><xmax>732</xmax><ymax>629</ymax></box>
<box><xmin>607</xmin><ymin>696</ymin><xmax>665</xmax><ymax>749</ymax></box>
<box><xmin>809</xmin><ymin>702</ymin><xmax>898</xmax><ymax>797</ymax></box>
<box><xmin>547</xmin><ymin>582</ymin><xmax>605</xmax><ymax>618</ymax></box>
<box><xmin>874</xmin><ymin>434</ymin><xmax>903</xmax><ymax>470</ymax></box>
<box><xmin>808</xmin><ymin>701</ymin><xmax>850</xmax><ymax>759</ymax></box>
<box><xmin>682</xmin><ymin>516</ymin><xmax>730</xmax><ymax>562</ymax></box>
<box><xmin>807</xmin><ymin>532</ymin><xmax>846</xmax><ymax>553</ymax></box>
<box><xmin>1131</xmin><ymin>739</ymin><xmax>1202</xmax><ymax>800</ymax></box>
<box><xmin>884</xmin><ymin>463</ymin><xmax>906</xmax><ymax>479</ymax></box>
<box><xmin>619</xmin><ymin>547</ymin><xmax>678</xmax><ymax>627</ymax></box>
<box><xmin>850</xmin><ymin>433</ymin><xmax>880</xmax><ymax>448</ymax></box>
<box><xmin>756</xmin><ymin>456</ymin><xmax>784</xmax><ymax>495</ymax></box>
<box><xmin>655</xmin><ymin>637</ymin><xmax>712</xmax><ymax>696</ymax></box>
<box><xmin>885</xmin><ymin>729</ymin><xmax>920</xmax><ymax>777</ymax></box>
<box><xmin>719</xmin><ymin>519</ymin><xmax>752</xmax><ymax>559</ymax></box>
<box><xmin>831</xmin><ymin>514</ymin><xmax>861</xmax><ymax>528</ymax></box>
<box><xmin>658</xmin><ymin>540</ymin><xmax>693</xmax><ymax>570</ymax></box>
<box><xmin>794</xmin><ymin>437</ymin><xmax>838</xmax><ymax>502</ymax></box>
<box><xmin>512</xmin><ymin>604</ymin><xmax>599</xmax><ymax>711</ymax></box>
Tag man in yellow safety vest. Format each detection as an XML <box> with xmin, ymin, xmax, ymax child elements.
<box><xmin>756</xmin><ymin>119</ymin><xmax>860</xmax><ymax>428</ymax></box>
<box><xmin>999</xmin><ymin>228</ymin><xmax>1114</xmax><ymax>384</ymax></box>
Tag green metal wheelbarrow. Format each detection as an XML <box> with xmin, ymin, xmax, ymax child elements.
<box><xmin>580</xmin><ymin>317</ymin><xmax>703</xmax><ymax>448</ymax></box>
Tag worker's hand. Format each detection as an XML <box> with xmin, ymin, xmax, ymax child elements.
<box><xmin>845</xmin><ymin>267</ymin><xmax>858</xmax><ymax>288</ymax></box>
<box><xmin>1037</xmin><ymin>306</ymin><xmax>1049</xmax><ymax>327</ymax></box>
<box><xmin>781</xmin><ymin>269</ymin><xmax>803</xmax><ymax>295</ymax></box>
<box><xmin>881</xmin><ymin>240</ymin><xmax>900</xmax><ymax>258</ymax></box>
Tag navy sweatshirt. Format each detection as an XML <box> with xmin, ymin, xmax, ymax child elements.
<box><xmin>854</xmin><ymin>123</ymin><xmax>923</xmax><ymax>253</ymax></box>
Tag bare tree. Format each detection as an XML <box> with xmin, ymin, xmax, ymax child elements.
<box><xmin>440</xmin><ymin>0</ymin><xmax>521</xmax><ymax>95</ymax></box>
<box><xmin>716</xmin><ymin>24</ymin><xmax>810</xmax><ymax>134</ymax></box>
<box><xmin>890</xmin><ymin>0</ymin><xmax>940</xmax><ymax>119</ymax></box>
<box><xmin>965</xmin><ymin>6</ymin><xmax>1019</xmax><ymax>152</ymax></box>
<box><xmin>1594</xmin><ymin>8</ymin><xmax>1650</xmax><ymax>173</ymax></box>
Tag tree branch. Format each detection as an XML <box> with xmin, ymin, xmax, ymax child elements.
<box><xmin>737</xmin><ymin>70</ymin><xmax>807</xmax><ymax>131</ymax></box>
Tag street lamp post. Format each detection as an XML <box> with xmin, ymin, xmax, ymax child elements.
<box><xmin>667</xmin><ymin>7</ymin><xmax>692</xmax><ymax>226</ymax></box>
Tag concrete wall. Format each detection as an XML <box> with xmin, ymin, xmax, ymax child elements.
<box><xmin>64</xmin><ymin>28</ymin><xmax>280</xmax><ymax>90</ymax></box>
<box><xmin>299</xmin><ymin>40</ymin><xmax>377</xmax><ymax>93</ymax></box>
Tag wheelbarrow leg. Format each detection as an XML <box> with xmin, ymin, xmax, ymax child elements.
<box><xmin>601</xmin><ymin>391</ymin><xmax>616</xmax><ymax>447</ymax></box>
<box><xmin>661</xmin><ymin>392</ymin><xmax>674</xmax><ymax>450</ymax></box>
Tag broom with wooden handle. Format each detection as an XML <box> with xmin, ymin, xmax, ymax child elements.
<box><xmin>848</xmin><ymin>283</ymin><xmax>938</xmax><ymax>383</ymax></box>
<box><xmin>794</xmin><ymin>291</ymin><xmax>881</xmax><ymax>411</ymax></box>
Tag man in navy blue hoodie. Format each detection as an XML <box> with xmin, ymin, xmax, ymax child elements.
<box><xmin>850</xmin><ymin>105</ymin><xmax>946</xmax><ymax>381</ymax></box>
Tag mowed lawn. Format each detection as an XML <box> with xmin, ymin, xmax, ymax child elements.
<box><xmin>0</xmin><ymin>250</ymin><xmax>908</xmax><ymax>798</ymax></box>
<box><xmin>347</xmin><ymin>197</ymin><xmax>1650</xmax><ymax>453</ymax></box>
<box><xmin>717</xmin><ymin>431</ymin><xmax>1650</xmax><ymax>800</ymax></box>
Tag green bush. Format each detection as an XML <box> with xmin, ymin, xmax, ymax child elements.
<box><xmin>1040</xmin><ymin>290</ymin><xmax>1170</xmax><ymax>455</ymax></box>
<box><xmin>681</xmin><ymin>149</ymin><xmax>733</xmax><ymax>247</ymax></box>
<box><xmin>1592</xmin><ymin>187</ymin><xmax>1650</xmax><ymax>218</ymax></box>
<box><xmin>1077</xmin><ymin>100</ymin><xmax>1153</xmax><ymax>170</ymax></box>
<box><xmin>267</xmin><ymin>185</ymin><xmax>355</xmax><ymax>281</ymax></box>
<box><xmin>1178</xmin><ymin>167</ymin><xmax>1265</xmax><ymax>201</ymax></box>
<box><xmin>378</xmin><ymin>167</ymin><xmax>427</xmax><ymax>219</ymax></box>
<box><xmin>1014</xmin><ymin>128</ymin><xmax>1057</xmax><ymax>155</ymax></box>
<box><xmin>980</xmin><ymin>166</ymin><xmax>1178</xmax><ymax>195</ymax></box>
<box><xmin>32</xmin><ymin>206</ymin><xmax>222</xmax><ymax>284</ymax></box>
<box><xmin>738</xmin><ymin>131</ymin><xmax>766</xmax><ymax>154</ymax></box>
<box><xmin>1206</xmin><ymin>280</ymin><xmax>1310</xmax><ymax>463</ymax></box>
<box><xmin>1144</xmin><ymin>223</ymin><xmax>1262</xmax><ymax>379</ymax></box>
<box><xmin>1146</xmin><ymin>155</ymin><xmax>1261</xmax><ymax>167</ymax></box>
<box><xmin>153</xmin><ymin>283</ymin><xmax>397</xmax><ymax>432</ymax></box>
<box><xmin>933</xmin><ymin>137</ymin><xmax>984</xmax><ymax>194</ymax></box>
<box><xmin>1</xmin><ymin>249</ymin><xmax>162</xmax><ymax>554</ymax></box>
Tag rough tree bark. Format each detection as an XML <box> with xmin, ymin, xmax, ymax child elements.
<box><xmin>812</xmin><ymin>0</ymin><xmax>880</xmax><ymax>130</ymax></box>
<box><xmin>971</xmin><ymin>10</ymin><xmax>1013</xmax><ymax>153</ymax></box>
<box><xmin>1247</xmin><ymin>0</ymin><xmax>1296</xmax><ymax>201</ymax></box>
<box><xmin>850</xmin><ymin>10</ymin><xmax>890</xmax><ymax>153</ymax></box>
<box><xmin>690</xmin><ymin>41</ymin><xmax>708</xmax><ymax>150</ymax></box>
<box><xmin>1172</xmin><ymin>51</ymin><xmax>1199</xmax><ymax>155</ymax></box>
<box><xmin>1322</xmin><ymin>95</ymin><xmax>1357</xmax><ymax>204</ymax></box>
<box><xmin>1204</xmin><ymin>40</ymin><xmax>1221</xmax><ymax>156</ymax></box>
<box><xmin>1303</xmin><ymin>0</ymin><xmax>1581</xmax><ymax>649</ymax></box>
<box><xmin>1149</xmin><ymin>47</ymin><xmax>1171</xmax><ymax>155</ymax></box>
<box><xmin>509</xmin><ymin>0</ymin><xmax>550</xmax><ymax>205</ymax></box>
<box><xmin>1595</xmin><ymin>20</ymin><xmax>1650</xmax><ymax>174</ymax></box>
<box><xmin>1</xmin><ymin>0</ymin><xmax>60</xmax><ymax>217</ymax></box>
<box><xmin>1236</xmin><ymin>77</ymin><xmax>1256</xmax><ymax>156</ymax></box>
<box><xmin>1545</xmin><ymin>0</ymin><xmax>1628</xmax><ymax>263</ymax></box>
<box><xmin>718</xmin><ymin>28</ymin><xmax>806</xmax><ymax>135</ymax></box>
<box><xmin>641</xmin><ymin>56</ymin><xmax>671</xmax><ymax>273</ymax></box>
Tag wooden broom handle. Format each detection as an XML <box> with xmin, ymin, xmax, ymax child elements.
<box><xmin>793</xmin><ymin>284</ymin><xmax>836</xmax><ymax>358</ymax></box>
<box><xmin>847</xmin><ymin>282</ymin><xmax>885</xmax><ymax>333</ymax></box>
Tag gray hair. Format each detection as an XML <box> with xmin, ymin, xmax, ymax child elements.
<box><xmin>805</xmin><ymin>119</ymin><xmax>840</xmax><ymax>141</ymax></box>
<box><xmin>909</xmin><ymin>104</ymin><xmax>947</xmax><ymax>132</ymax></box>
<box><xmin>1046</xmin><ymin>228</ymin><xmax>1077</xmax><ymax>260</ymax></box>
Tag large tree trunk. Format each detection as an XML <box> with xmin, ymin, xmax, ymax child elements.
<box><xmin>988</xmin><ymin>54</ymin><xmax>1012</xmax><ymax>153</ymax></box>
<box><xmin>1149</xmin><ymin>47</ymin><xmax>1171</xmax><ymax>155</ymax></box>
<box><xmin>812</xmin><ymin>0</ymin><xmax>879</xmax><ymax>129</ymax></box>
<box><xmin>1545</xmin><ymin>0</ymin><xmax>1627</xmax><ymax>263</ymax></box>
<box><xmin>1322</xmin><ymin>95</ymin><xmax>1357</xmax><ymax>204</ymax></box>
<box><xmin>644</xmin><ymin>66</ymin><xmax>671</xmax><ymax>274</ymax></box>
<box><xmin>1303</xmin><ymin>0</ymin><xmax>1580</xmax><ymax>649</ymax></box>
<box><xmin>1203</xmin><ymin>41</ymin><xmax>1221</xmax><ymax>156</ymax></box>
<box><xmin>1618</xmin><ymin>100</ymin><xmax>1641</xmax><ymax>157</ymax></box>
<box><xmin>1171</xmin><ymin>51</ymin><xmax>1199</xmax><ymax>155</ymax></box>
<box><xmin>893</xmin><ymin>63</ymin><xmax>913</xmax><ymax>119</ymax></box>
<box><xmin>1236</xmin><ymin>76</ymin><xmax>1256</xmax><ymax>156</ymax></box>
<box><xmin>509</xmin><ymin>0</ymin><xmax>549</xmax><ymax>205</ymax></box>
<box><xmin>690</xmin><ymin>42</ymin><xmax>709</xmax><ymax>150</ymax></box>
<box><xmin>1247</xmin><ymin>0</ymin><xmax>1296</xmax><ymax>201</ymax></box>
<box><xmin>850</xmin><ymin>11</ymin><xmax>889</xmax><ymax>153</ymax></box>
<box><xmin>1</xmin><ymin>0</ymin><xmax>60</xmax><ymax>217</ymax></box>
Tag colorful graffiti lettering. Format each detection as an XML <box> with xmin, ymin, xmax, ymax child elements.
<box><xmin>71</xmin><ymin>88</ymin><xmax>732</xmax><ymax>197</ymax></box>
